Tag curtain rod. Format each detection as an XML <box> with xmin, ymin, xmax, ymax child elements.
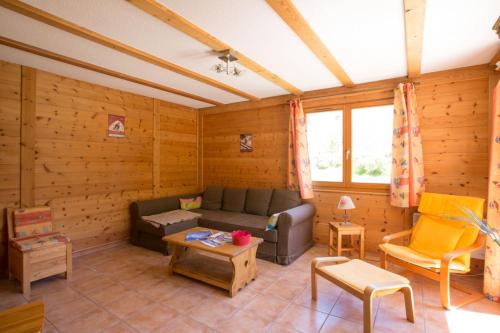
<box><xmin>296</xmin><ymin>81</ymin><xmax>419</xmax><ymax>103</ymax></box>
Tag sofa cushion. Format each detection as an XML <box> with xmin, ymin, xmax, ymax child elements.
<box><xmin>193</xmin><ymin>209</ymin><xmax>277</xmax><ymax>243</ymax></box>
<box><xmin>135</xmin><ymin>197</ymin><xmax>180</xmax><ymax>217</ymax></box>
<box><xmin>201</xmin><ymin>186</ymin><xmax>224</xmax><ymax>210</ymax></box>
<box><xmin>268</xmin><ymin>189</ymin><xmax>301</xmax><ymax>215</ymax></box>
<box><xmin>245</xmin><ymin>188</ymin><xmax>273</xmax><ymax>216</ymax></box>
<box><xmin>222</xmin><ymin>188</ymin><xmax>247</xmax><ymax>213</ymax></box>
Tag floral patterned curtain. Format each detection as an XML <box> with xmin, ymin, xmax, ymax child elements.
<box><xmin>390</xmin><ymin>83</ymin><xmax>425</xmax><ymax>207</ymax></box>
<box><xmin>288</xmin><ymin>98</ymin><xmax>313</xmax><ymax>199</ymax></box>
<box><xmin>485</xmin><ymin>81</ymin><xmax>499</xmax><ymax>302</ymax></box>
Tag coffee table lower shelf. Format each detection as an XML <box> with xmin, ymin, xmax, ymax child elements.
<box><xmin>168</xmin><ymin>244</ymin><xmax>258</xmax><ymax>297</ymax></box>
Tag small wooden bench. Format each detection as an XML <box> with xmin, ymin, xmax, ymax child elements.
<box><xmin>311</xmin><ymin>257</ymin><xmax>415</xmax><ymax>333</ymax></box>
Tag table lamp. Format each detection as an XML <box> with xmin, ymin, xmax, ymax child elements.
<box><xmin>337</xmin><ymin>195</ymin><xmax>355</xmax><ymax>225</ymax></box>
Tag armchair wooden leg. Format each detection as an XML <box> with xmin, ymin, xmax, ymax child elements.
<box><xmin>401</xmin><ymin>286</ymin><xmax>415</xmax><ymax>323</ymax></box>
<box><xmin>311</xmin><ymin>262</ymin><xmax>317</xmax><ymax>300</ymax></box>
<box><xmin>440</xmin><ymin>262</ymin><xmax>451</xmax><ymax>310</ymax></box>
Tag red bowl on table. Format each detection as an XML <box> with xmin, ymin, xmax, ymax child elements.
<box><xmin>231</xmin><ymin>230</ymin><xmax>251</xmax><ymax>246</ymax></box>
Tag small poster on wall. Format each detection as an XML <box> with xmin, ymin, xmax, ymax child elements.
<box><xmin>108</xmin><ymin>114</ymin><xmax>125</xmax><ymax>137</ymax></box>
<box><xmin>240</xmin><ymin>134</ymin><xmax>253</xmax><ymax>152</ymax></box>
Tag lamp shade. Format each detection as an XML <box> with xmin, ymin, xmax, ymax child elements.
<box><xmin>338</xmin><ymin>195</ymin><xmax>355</xmax><ymax>210</ymax></box>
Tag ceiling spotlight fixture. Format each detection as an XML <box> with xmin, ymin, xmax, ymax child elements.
<box><xmin>212</xmin><ymin>50</ymin><xmax>243</xmax><ymax>77</ymax></box>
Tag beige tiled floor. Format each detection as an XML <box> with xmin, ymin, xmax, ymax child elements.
<box><xmin>1</xmin><ymin>244</ymin><xmax>499</xmax><ymax>333</ymax></box>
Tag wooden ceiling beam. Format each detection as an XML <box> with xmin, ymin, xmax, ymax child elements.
<box><xmin>0</xmin><ymin>0</ymin><xmax>258</xmax><ymax>101</ymax></box>
<box><xmin>404</xmin><ymin>0</ymin><xmax>427</xmax><ymax>78</ymax></box>
<box><xmin>0</xmin><ymin>36</ymin><xmax>222</xmax><ymax>106</ymax></box>
<box><xmin>266</xmin><ymin>0</ymin><xmax>353</xmax><ymax>87</ymax></box>
<box><xmin>127</xmin><ymin>0</ymin><xmax>303</xmax><ymax>95</ymax></box>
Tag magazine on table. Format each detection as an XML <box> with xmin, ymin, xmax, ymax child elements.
<box><xmin>185</xmin><ymin>230</ymin><xmax>231</xmax><ymax>247</ymax></box>
<box><xmin>185</xmin><ymin>230</ymin><xmax>212</xmax><ymax>241</ymax></box>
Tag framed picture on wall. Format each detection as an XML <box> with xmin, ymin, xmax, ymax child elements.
<box><xmin>240</xmin><ymin>134</ymin><xmax>253</xmax><ymax>152</ymax></box>
<box><xmin>108</xmin><ymin>114</ymin><xmax>125</xmax><ymax>137</ymax></box>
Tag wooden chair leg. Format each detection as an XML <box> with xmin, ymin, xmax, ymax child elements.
<box><xmin>380</xmin><ymin>251</ymin><xmax>387</xmax><ymax>270</ymax></box>
<box><xmin>65</xmin><ymin>243</ymin><xmax>72</xmax><ymax>280</ymax></box>
<box><xmin>311</xmin><ymin>262</ymin><xmax>317</xmax><ymax>300</ymax></box>
<box><xmin>22</xmin><ymin>254</ymin><xmax>30</xmax><ymax>299</ymax></box>
<box><xmin>360</xmin><ymin>231</ymin><xmax>365</xmax><ymax>259</ymax></box>
<box><xmin>401</xmin><ymin>286</ymin><xmax>415</xmax><ymax>323</ymax></box>
<box><xmin>440</xmin><ymin>262</ymin><xmax>451</xmax><ymax>310</ymax></box>
<box><xmin>328</xmin><ymin>227</ymin><xmax>333</xmax><ymax>256</ymax></box>
<box><xmin>363</xmin><ymin>291</ymin><xmax>374</xmax><ymax>333</ymax></box>
<box><xmin>337</xmin><ymin>232</ymin><xmax>342</xmax><ymax>257</ymax></box>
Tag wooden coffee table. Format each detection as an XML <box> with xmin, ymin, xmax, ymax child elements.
<box><xmin>163</xmin><ymin>227</ymin><xmax>263</xmax><ymax>297</ymax></box>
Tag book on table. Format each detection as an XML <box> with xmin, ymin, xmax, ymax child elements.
<box><xmin>185</xmin><ymin>230</ymin><xmax>212</xmax><ymax>241</ymax></box>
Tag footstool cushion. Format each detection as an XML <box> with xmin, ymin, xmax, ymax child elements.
<box><xmin>317</xmin><ymin>259</ymin><xmax>410</xmax><ymax>294</ymax></box>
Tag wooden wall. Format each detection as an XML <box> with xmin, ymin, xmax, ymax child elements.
<box><xmin>0</xmin><ymin>62</ymin><xmax>21</xmax><ymax>270</ymax></box>
<box><xmin>0</xmin><ymin>60</ymin><xmax>199</xmax><ymax>268</ymax></box>
<box><xmin>203</xmin><ymin>104</ymin><xmax>289</xmax><ymax>188</ymax></box>
<box><xmin>157</xmin><ymin>100</ymin><xmax>199</xmax><ymax>197</ymax></box>
<box><xmin>201</xmin><ymin>65</ymin><xmax>493</xmax><ymax>251</ymax></box>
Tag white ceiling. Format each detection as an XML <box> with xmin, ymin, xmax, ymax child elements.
<box><xmin>421</xmin><ymin>0</ymin><xmax>499</xmax><ymax>73</ymax></box>
<box><xmin>0</xmin><ymin>0</ymin><xmax>498</xmax><ymax>108</ymax></box>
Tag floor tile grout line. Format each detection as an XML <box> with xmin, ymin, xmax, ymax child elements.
<box><xmin>67</xmin><ymin>272</ymin><xmax>141</xmax><ymax>333</ymax></box>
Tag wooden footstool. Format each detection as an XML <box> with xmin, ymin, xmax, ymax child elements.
<box><xmin>311</xmin><ymin>257</ymin><xmax>415</xmax><ymax>333</ymax></box>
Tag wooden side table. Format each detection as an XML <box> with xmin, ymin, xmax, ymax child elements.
<box><xmin>328</xmin><ymin>222</ymin><xmax>365</xmax><ymax>259</ymax></box>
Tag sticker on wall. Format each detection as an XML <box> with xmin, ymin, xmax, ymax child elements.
<box><xmin>240</xmin><ymin>134</ymin><xmax>253</xmax><ymax>152</ymax></box>
<box><xmin>108</xmin><ymin>114</ymin><xmax>125</xmax><ymax>137</ymax></box>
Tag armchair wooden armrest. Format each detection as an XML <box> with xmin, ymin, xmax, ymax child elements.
<box><xmin>382</xmin><ymin>229</ymin><xmax>413</xmax><ymax>243</ymax></box>
<box><xmin>441</xmin><ymin>234</ymin><xmax>486</xmax><ymax>264</ymax></box>
<box><xmin>312</xmin><ymin>256</ymin><xmax>350</xmax><ymax>269</ymax></box>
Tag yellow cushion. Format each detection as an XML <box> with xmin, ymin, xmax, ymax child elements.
<box><xmin>409</xmin><ymin>214</ymin><xmax>465</xmax><ymax>258</ymax></box>
<box><xmin>418</xmin><ymin>192</ymin><xmax>484</xmax><ymax>218</ymax></box>
<box><xmin>317</xmin><ymin>259</ymin><xmax>410</xmax><ymax>294</ymax></box>
<box><xmin>417</xmin><ymin>192</ymin><xmax>484</xmax><ymax>270</ymax></box>
<box><xmin>379</xmin><ymin>243</ymin><xmax>468</xmax><ymax>272</ymax></box>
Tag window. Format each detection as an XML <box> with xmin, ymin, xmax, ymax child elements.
<box><xmin>306</xmin><ymin>102</ymin><xmax>394</xmax><ymax>189</ymax></box>
<box><xmin>351</xmin><ymin>105</ymin><xmax>393</xmax><ymax>184</ymax></box>
<box><xmin>306</xmin><ymin>110</ymin><xmax>343</xmax><ymax>182</ymax></box>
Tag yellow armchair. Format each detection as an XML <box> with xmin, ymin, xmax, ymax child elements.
<box><xmin>379</xmin><ymin>192</ymin><xmax>486</xmax><ymax>310</ymax></box>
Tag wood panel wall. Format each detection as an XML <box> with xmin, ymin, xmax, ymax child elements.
<box><xmin>202</xmin><ymin>65</ymin><xmax>493</xmax><ymax>251</ymax></box>
<box><xmin>157</xmin><ymin>100</ymin><xmax>199</xmax><ymax>197</ymax></box>
<box><xmin>203</xmin><ymin>104</ymin><xmax>289</xmax><ymax>188</ymax></box>
<box><xmin>0</xmin><ymin>62</ymin><xmax>21</xmax><ymax>270</ymax></box>
<box><xmin>0</xmin><ymin>60</ymin><xmax>199</xmax><ymax>269</ymax></box>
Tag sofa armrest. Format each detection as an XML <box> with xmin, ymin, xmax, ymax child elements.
<box><xmin>276</xmin><ymin>203</ymin><xmax>315</xmax><ymax>265</ymax></box>
<box><xmin>277</xmin><ymin>203</ymin><xmax>316</xmax><ymax>230</ymax></box>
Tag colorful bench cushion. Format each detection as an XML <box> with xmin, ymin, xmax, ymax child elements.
<box><xmin>10</xmin><ymin>232</ymin><xmax>70</xmax><ymax>252</ymax></box>
<box><xmin>13</xmin><ymin>207</ymin><xmax>53</xmax><ymax>238</ymax></box>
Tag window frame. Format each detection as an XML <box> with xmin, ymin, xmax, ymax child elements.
<box><xmin>305</xmin><ymin>99</ymin><xmax>393</xmax><ymax>192</ymax></box>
